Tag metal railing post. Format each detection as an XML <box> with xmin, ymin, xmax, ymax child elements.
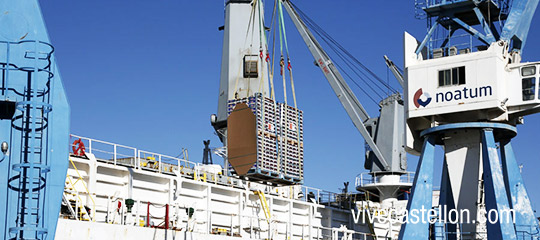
<box><xmin>88</xmin><ymin>138</ymin><xmax>92</xmax><ymax>154</ymax></box>
<box><xmin>133</xmin><ymin>148</ymin><xmax>137</xmax><ymax>167</ymax></box>
<box><xmin>114</xmin><ymin>144</ymin><xmax>117</xmax><ymax>165</ymax></box>
<box><xmin>137</xmin><ymin>150</ymin><xmax>141</xmax><ymax>170</ymax></box>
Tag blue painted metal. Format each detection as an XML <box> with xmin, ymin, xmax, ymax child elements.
<box><xmin>472</xmin><ymin>7</ymin><xmax>497</xmax><ymax>42</ymax></box>
<box><xmin>438</xmin><ymin>158</ymin><xmax>456</xmax><ymax>240</ymax></box>
<box><xmin>481</xmin><ymin>129</ymin><xmax>517</xmax><ymax>240</ymax></box>
<box><xmin>398</xmin><ymin>135</ymin><xmax>435</xmax><ymax>239</ymax></box>
<box><xmin>415</xmin><ymin>20</ymin><xmax>439</xmax><ymax>55</ymax></box>
<box><xmin>450</xmin><ymin>17</ymin><xmax>493</xmax><ymax>45</ymax></box>
<box><xmin>420</xmin><ymin>122</ymin><xmax>517</xmax><ymax>137</ymax></box>
<box><xmin>500</xmin><ymin>141</ymin><xmax>540</xmax><ymax>238</ymax></box>
<box><xmin>401</xmin><ymin>122</ymin><xmax>538</xmax><ymax>239</ymax></box>
<box><xmin>500</xmin><ymin>0</ymin><xmax>540</xmax><ymax>52</ymax></box>
<box><xmin>0</xmin><ymin>0</ymin><xmax>70</xmax><ymax>240</ymax></box>
<box><xmin>416</xmin><ymin>0</ymin><xmax>539</xmax><ymax>58</ymax></box>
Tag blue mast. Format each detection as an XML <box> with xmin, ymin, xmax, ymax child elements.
<box><xmin>0</xmin><ymin>0</ymin><xmax>70</xmax><ymax>239</ymax></box>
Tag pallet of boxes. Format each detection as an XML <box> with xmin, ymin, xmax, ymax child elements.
<box><xmin>227</xmin><ymin>93</ymin><xmax>303</xmax><ymax>185</ymax></box>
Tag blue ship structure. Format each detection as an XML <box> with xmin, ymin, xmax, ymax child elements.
<box><xmin>0</xmin><ymin>0</ymin><xmax>70</xmax><ymax>239</ymax></box>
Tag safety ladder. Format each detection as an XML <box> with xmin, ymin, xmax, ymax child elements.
<box><xmin>253</xmin><ymin>191</ymin><xmax>271</xmax><ymax>223</ymax></box>
<box><xmin>64</xmin><ymin>178</ymin><xmax>92</xmax><ymax>221</ymax></box>
<box><xmin>63</xmin><ymin>157</ymin><xmax>95</xmax><ymax>221</ymax></box>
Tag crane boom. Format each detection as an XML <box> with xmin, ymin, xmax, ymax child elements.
<box><xmin>282</xmin><ymin>0</ymin><xmax>390</xmax><ymax>170</ymax></box>
<box><xmin>384</xmin><ymin>55</ymin><xmax>405</xmax><ymax>88</ymax></box>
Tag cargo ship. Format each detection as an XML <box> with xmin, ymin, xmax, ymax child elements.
<box><xmin>53</xmin><ymin>1</ymin><xmax>414</xmax><ymax>238</ymax></box>
<box><xmin>1</xmin><ymin>0</ymin><xmax>539</xmax><ymax>240</ymax></box>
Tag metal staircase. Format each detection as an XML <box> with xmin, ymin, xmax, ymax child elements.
<box><xmin>61</xmin><ymin>157</ymin><xmax>95</xmax><ymax>222</ymax></box>
<box><xmin>253</xmin><ymin>191</ymin><xmax>271</xmax><ymax>224</ymax></box>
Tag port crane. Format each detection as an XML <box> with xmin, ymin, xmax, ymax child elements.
<box><xmin>280</xmin><ymin>1</ymin><xmax>414</xmax><ymax>237</ymax></box>
<box><xmin>401</xmin><ymin>0</ymin><xmax>540</xmax><ymax>239</ymax></box>
<box><xmin>282</xmin><ymin>0</ymin><xmax>407</xmax><ymax>177</ymax></box>
<box><xmin>280</xmin><ymin>0</ymin><xmax>412</xmax><ymax>206</ymax></box>
<box><xmin>283</xmin><ymin>0</ymin><xmax>540</xmax><ymax>239</ymax></box>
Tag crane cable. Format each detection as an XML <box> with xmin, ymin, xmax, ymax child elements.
<box><xmin>289</xmin><ymin>1</ymin><xmax>399</xmax><ymax>102</ymax></box>
<box><xmin>257</xmin><ymin>0</ymin><xmax>267</xmax><ymax>95</ymax></box>
<box><xmin>277</xmin><ymin>0</ymin><xmax>288</xmax><ymax>172</ymax></box>
<box><xmin>278</xmin><ymin>0</ymin><xmax>302</xmax><ymax>163</ymax></box>
<box><xmin>295</xmin><ymin>11</ymin><xmax>380</xmax><ymax>104</ymax></box>
<box><xmin>289</xmin><ymin>3</ymin><xmax>379</xmax><ymax>105</ymax></box>
<box><xmin>289</xmin><ymin>3</ymin><xmax>383</xmax><ymax>100</ymax></box>
<box><xmin>277</xmin><ymin>0</ymin><xmax>288</xmax><ymax>105</ymax></box>
<box><xmin>266</xmin><ymin>0</ymin><xmax>281</xmax><ymax>170</ymax></box>
<box><xmin>268</xmin><ymin>0</ymin><xmax>278</xmax><ymax>101</ymax></box>
<box><xmin>296</xmin><ymin>4</ymin><xmax>397</xmax><ymax>94</ymax></box>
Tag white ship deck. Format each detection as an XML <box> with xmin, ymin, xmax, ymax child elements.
<box><xmin>57</xmin><ymin>135</ymin><xmax>375</xmax><ymax>240</ymax></box>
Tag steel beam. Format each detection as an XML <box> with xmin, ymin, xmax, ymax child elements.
<box><xmin>500</xmin><ymin>0</ymin><xmax>540</xmax><ymax>52</ymax></box>
<box><xmin>398</xmin><ymin>135</ymin><xmax>435</xmax><ymax>239</ymax></box>
<box><xmin>481</xmin><ymin>129</ymin><xmax>517</xmax><ymax>240</ymax></box>
<box><xmin>439</xmin><ymin>158</ymin><xmax>457</xmax><ymax>240</ymax></box>
<box><xmin>416</xmin><ymin>20</ymin><xmax>439</xmax><ymax>56</ymax></box>
<box><xmin>472</xmin><ymin>7</ymin><xmax>497</xmax><ymax>43</ymax></box>
<box><xmin>500</xmin><ymin>140</ymin><xmax>540</xmax><ymax>237</ymax></box>
<box><xmin>451</xmin><ymin>17</ymin><xmax>492</xmax><ymax>45</ymax></box>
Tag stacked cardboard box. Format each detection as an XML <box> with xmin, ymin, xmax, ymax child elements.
<box><xmin>227</xmin><ymin>93</ymin><xmax>303</xmax><ymax>184</ymax></box>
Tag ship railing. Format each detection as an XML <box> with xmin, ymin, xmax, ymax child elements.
<box><xmin>420</xmin><ymin>0</ymin><xmax>507</xmax><ymax>9</ymax></box>
<box><xmin>69</xmin><ymin>135</ymin><xmax>360</xmax><ymax>207</ymax></box>
<box><xmin>69</xmin><ymin>134</ymin><xmax>194</xmax><ymax>173</ymax></box>
<box><xmin>299</xmin><ymin>186</ymin><xmax>337</xmax><ymax>204</ymax></box>
<box><xmin>137</xmin><ymin>149</ymin><xmax>195</xmax><ymax>174</ymax></box>
<box><xmin>224</xmin><ymin>213</ymin><xmax>376</xmax><ymax>240</ymax></box>
<box><xmin>419</xmin><ymin>0</ymin><xmax>473</xmax><ymax>8</ymax></box>
<box><xmin>297</xmin><ymin>186</ymin><xmax>358</xmax><ymax>209</ymax></box>
<box><xmin>98</xmin><ymin>194</ymin><xmax>391</xmax><ymax>240</ymax></box>
<box><xmin>70</xmin><ymin>134</ymin><xmax>138</xmax><ymax>166</ymax></box>
<box><xmin>427</xmin><ymin>33</ymin><xmax>476</xmax><ymax>60</ymax></box>
<box><xmin>355</xmin><ymin>171</ymin><xmax>415</xmax><ymax>188</ymax></box>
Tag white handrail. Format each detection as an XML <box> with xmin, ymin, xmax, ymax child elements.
<box><xmin>69</xmin><ymin>134</ymin><xmax>344</xmax><ymax>205</ymax></box>
<box><xmin>355</xmin><ymin>171</ymin><xmax>416</xmax><ymax>188</ymax></box>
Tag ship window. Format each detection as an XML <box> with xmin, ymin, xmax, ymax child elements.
<box><xmin>243</xmin><ymin>55</ymin><xmax>258</xmax><ymax>78</ymax></box>
<box><xmin>438</xmin><ymin>66</ymin><xmax>465</xmax><ymax>87</ymax></box>
<box><xmin>522</xmin><ymin>66</ymin><xmax>536</xmax><ymax>77</ymax></box>
<box><xmin>522</xmin><ymin>77</ymin><xmax>535</xmax><ymax>101</ymax></box>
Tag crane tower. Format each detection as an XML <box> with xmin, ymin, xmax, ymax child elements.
<box><xmin>400</xmin><ymin>0</ymin><xmax>540</xmax><ymax>239</ymax></box>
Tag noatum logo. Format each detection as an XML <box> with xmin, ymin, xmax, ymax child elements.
<box><xmin>435</xmin><ymin>86</ymin><xmax>493</xmax><ymax>103</ymax></box>
<box><xmin>413</xmin><ymin>88</ymin><xmax>432</xmax><ymax>108</ymax></box>
<box><xmin>413</xmin><ymin>86</ymin><xmax>493</xmax><ymax>108</ymax></box>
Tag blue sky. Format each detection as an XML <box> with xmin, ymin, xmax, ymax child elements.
<box><xmin>40</xmin><ymin>1</ymin><xmax>540</xmax><ymax>213</ymax></box>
